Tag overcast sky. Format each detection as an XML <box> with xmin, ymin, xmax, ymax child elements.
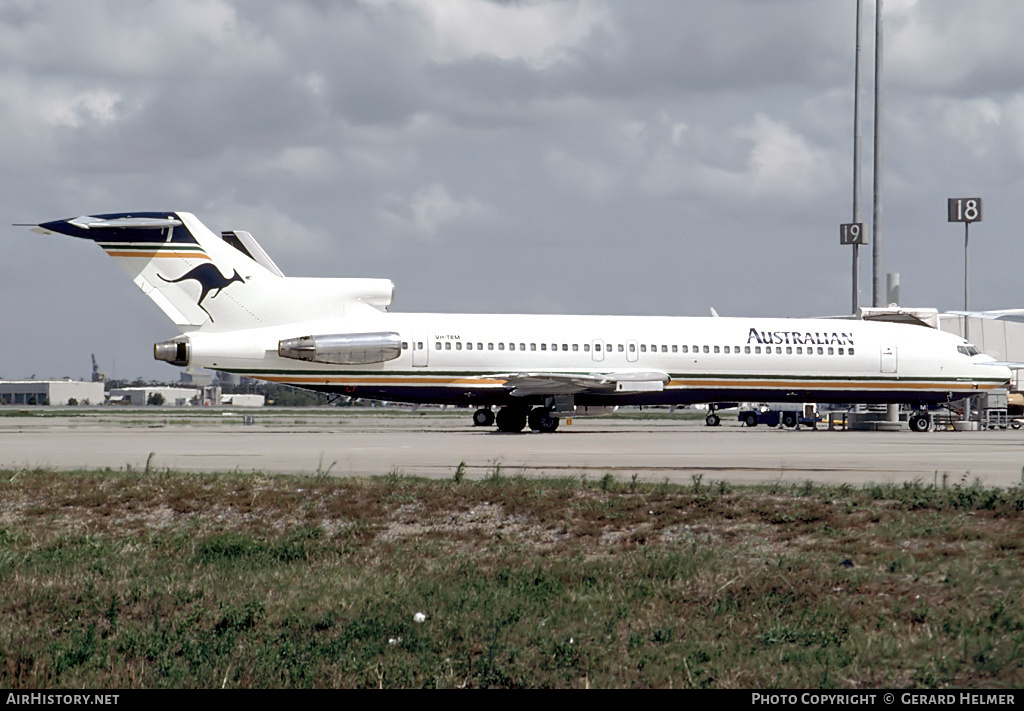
<box><xmin>4</xmin><ymin>0</ymin><xmax>1024</xmax><ymax>381</ymax></box>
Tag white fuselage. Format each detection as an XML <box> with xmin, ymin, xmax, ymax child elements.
<box><xmin>186</xmin><ymin>311</ymin><xmax>1008</xmax><ymax>408</ymax></box>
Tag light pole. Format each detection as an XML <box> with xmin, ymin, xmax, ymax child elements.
<box><xmin>947</xmin><ymin>197</ymin><xmax>982</xmax><ymax>341</ymax></box>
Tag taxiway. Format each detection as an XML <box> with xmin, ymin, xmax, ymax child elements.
<box><xmin>2</xmin><ymin>410</ymin><xmax>1021</xmax><ymax>486</ymax></box>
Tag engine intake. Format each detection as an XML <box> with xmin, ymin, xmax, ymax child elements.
<box><xmin>279</xmin><ymin>332</ymin><xmax>402</xmax><ymax>365</ymax></box>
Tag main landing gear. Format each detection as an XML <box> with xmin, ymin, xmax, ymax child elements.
<box><xmin>474</xmin><ymin>406</ymin><xmax>559</xmax><ymax>433</ymax></box>
<box><xmin>908</xmin><ymin>411</ymin><xmax>932</xmax><ymax>432</ymax></box>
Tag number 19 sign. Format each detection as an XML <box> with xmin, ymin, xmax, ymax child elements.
<box><xmin>839</xmin><ymin>223</ymin><xmax>866</xmax><ymax>245</ymax></box>
<box><xmin>948</xmin><ymin>198</ymin><xmax>982</xmax><ymax>223</ymax></box>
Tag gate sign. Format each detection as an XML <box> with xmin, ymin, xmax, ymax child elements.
<box><xmin>840</xmin><ymin>222</ymin><xmax>866</xmax><ymax>245</ymax></box>
<box><xmin>948</xmin><ymin>198</ymin><xmax>982</xmax><ymax>223</ymax></box>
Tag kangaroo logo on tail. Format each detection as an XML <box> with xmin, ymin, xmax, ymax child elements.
<box><xmin>159</xmin><ymin>264</ymin><xmax>245</xmax><ymax>323</ymax></box>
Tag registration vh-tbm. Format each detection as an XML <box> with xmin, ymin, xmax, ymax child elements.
<box><xmin>29</xmin><ymin>212</ymin><xmax>1009</xmax><ymax>433</ymax></box>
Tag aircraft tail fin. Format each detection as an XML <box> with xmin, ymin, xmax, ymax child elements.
<box><xmin>32</xmin><ymin>212</ymin><xmax>394</xmax><ymax>333</ymax></box>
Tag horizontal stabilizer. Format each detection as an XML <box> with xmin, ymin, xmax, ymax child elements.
<box><xmin>68</xmin><ymin>216</ymin><xmax>183</xmax><ymax>230</ymax></box>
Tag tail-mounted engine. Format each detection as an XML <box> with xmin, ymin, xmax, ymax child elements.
<box><xmin>278</xmin><ymin>332</ymin><xmax>402</xmax><ymax>365</ymax></box>
<box><xmin>154</xmin><ymin>338</ymin><xmax>190</xmax><ymax>366</ymax></box>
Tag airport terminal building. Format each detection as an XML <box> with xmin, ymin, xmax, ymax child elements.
<box><xmin>0</xmin><ymin>380</ymin><xmax>105</xmax><ymax>406</ymax></box>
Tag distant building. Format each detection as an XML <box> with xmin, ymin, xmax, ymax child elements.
<box><xmin>179</xmin><ymin>367</ymin><xmax>215</xmax><ymax>386</ymax></box>
<box><xmin>108</xmin><ymin>387</ymin><xmax>200</xmax><ymax>407</ymax></box>
<box><xmin>0</xmin><ymin>380</ymin><xmax>105</xmax><ymax>406</ymax></box>
<box><xmin>222</xmin><ymin>393</ymin><xmax>265</xmax><ymax>407</ymax></box>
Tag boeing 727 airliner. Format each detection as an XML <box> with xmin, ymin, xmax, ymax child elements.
<box><xmin>29</xmin><ymin>212</ymin><xmax>1010</xmax><ymax>432</ymax></box>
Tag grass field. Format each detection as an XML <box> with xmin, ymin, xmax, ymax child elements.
<box><xmin>2</xmin><ymin>465</ymin><xmax>1023</xmax><ymax>688</ymax></box>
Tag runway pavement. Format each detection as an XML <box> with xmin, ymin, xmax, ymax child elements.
<box><xmin>2</xmin><ymin>409</ymin><xmax>1023</xmax><ymax>486</ymax></box>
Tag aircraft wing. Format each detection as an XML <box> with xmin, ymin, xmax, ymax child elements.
<box><xmin>491</xmin><ymin>370</ymin><xmax>670</xmax><ymax>396</ymax></box>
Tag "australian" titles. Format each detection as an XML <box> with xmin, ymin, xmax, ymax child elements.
<box><xmin>747</xmin><ymin>328</ymin><xmax>854</xmax><ymax>347</ymax></box>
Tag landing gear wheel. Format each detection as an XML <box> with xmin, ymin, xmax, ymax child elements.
<box><xmin>472</xmin><ymin>408</ymin><xmax>495</xmax><ymax>427</ymax></box>
<box><xmin>528</xmin><ymin>408</ymin><xmax>559</xmax><ymax>433</ymax></box>
<box><xmin>744</xmin><ymin>413</ymin><xmax>758</xmax><ymax>427</ymax></box>
<box><xmin>495</xmin><ymin>406</ymin><xmax>527</xmax><ymax>433</ymax></box>
<box><xmin>909</xmin><ymin>413</ymin><xmax>931</xmax><ymax>432</ymax></box>
<box><xmin>705</xmin><ymin>413</ymin><xmax>721</xmax><ymax>427</ymax></box>
<box><xmin>782</xmin><ymin>413</ymin><xmax>798</xmax><ymax>428</ymax></box>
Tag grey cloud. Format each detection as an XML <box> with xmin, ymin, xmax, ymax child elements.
<box><xmin>3</xmin><ymin>0</ymin><xmax>1024</xmax><ymax>380</ymax></box>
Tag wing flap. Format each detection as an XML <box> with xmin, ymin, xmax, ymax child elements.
<box><xmin>492</xmin><ymin>370</ymin><xmax>670</xmax><ymax>397</ymax></box>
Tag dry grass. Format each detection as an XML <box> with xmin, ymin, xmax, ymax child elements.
<box><xmin>2</xmin><ymin>467</ymin><xmax>1024</xmax><ymax>688</ymax></box>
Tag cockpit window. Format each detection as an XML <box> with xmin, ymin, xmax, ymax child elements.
<box><xmin>957</xmin><ymin>344</ymin><xmax>980</xmax><ymax>357</ymax></box>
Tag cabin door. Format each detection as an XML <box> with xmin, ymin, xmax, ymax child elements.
<box><xmin>592</xmin><ymin>339</ymin><xmax>605</xmax><ymax>362</ymax></box>
<box><xmin>880</xmin><ymin>345</ymin><xmax>897</xmax><ymax>373</ymax></box>
<box><xmin>412</xmin><ymin>335</ymin><xmax>429</xmax><ymax>367</ymax></box>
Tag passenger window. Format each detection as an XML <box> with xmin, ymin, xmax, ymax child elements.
<box><xmin>681</xmin><ymin>345</ymin><xmax>688</xmax><ymax>353</ymax></box>
<box><xmin>520</xmin><ymin>343</ymin><xmax>525</xmax><ymax>351</ymax></box>
<box><xmin>541</xmin><ymin>343</ymin><xmax>547</xmax><ymax>351</ymax></box>
<box><xmin>618</xmin><ymin>344</ymin><xmax>624</xmax><ymax>352</ymax></box>
<box><xmin>498</xmin><ymin>343</ymin><xmax>505</xmax><ymax>351</ymax></box>
<box><xmin>562</xmin><ymin>344</ymin><xmax>569</xmax><ymax>351</ymax></box>
<box><xmin>672</xmin><ymin>345</ymin><xmax>678</xmax><ymax>353</ymax></box>
<box><xmin>640</xmin><ymin>345</ymin><xmax>647</xmax><ymax>353</ymax></box>
<box><xmin>572</xmin><ymin>344</ymin><xmax>579</xmax><ymax>351</ymax></box>
<box><xmin>724</xmin><ymin>346</ymin><xmax>730</xmax><ymax>354</ymax></box>
<box><xmin>828</xmin><ymin>347</ymin><xmax>834</xmax><ymax>355</ymax></box>
<box><xmin>849</xmin><ymin>348</ymin><xmax>855</xmax><ymax>355</ymax></box>
<box><xmin>584</xmin><ymin>344</ymin><xmax>590</xmax><ymax>352</ymax></box>
<box><xmin>703</xmin><ymin>345</ymin><xmax>709</xmax><ymax>354</ymax></box>
<box><xmin>445</xmin><ymin>342</ymin><xmax>451</xmax><ymax>350</ymax></box>
<box><xmin>838</xmin><ymin>347</ymin><xmax>844</xmax><ymax>355</ymax></box>
<box><xmin>713</xmin><ymin>346</ymin><xmax>720</xmax><ymax>354</ymax></box>
<box><xmin>744</xmin><ymin>346</ymin><xmax>750</xmax><ymax>354</ymax></box>
<box><xmin>594</xmin><ymin>343</ymin><xmax>600</xmax><ymax>352</ymax></box>
<box><xmin>531</xmin><ymin>343</ymin><xmax>537</xmax><ymax>351</ymax></box>
<box><xmin>629</xmin><ymin>343</ymin><xmax>636</xmax><ymax>353</ymax></box>
<box><xmin>786</xmin><ymin>347</ymin><xmax>792</xmax><ymax>354</ymax></box>
<box><xmin>796</xmin><ymin>347</ymin><xmax>802</xmax><ymax>354</ymax></box>
<box><xmin>466</xmin><ymin>342</ymin><xmax>473</xmax><ymax>351</ymax></box>
<box><xmin>755</xmin><ymin>346</ymin><xmax>761</xmax><ymax>354</ymax></box>
<box><xmin>456</xmin><ymin>342</ymin><xmax>462</xmax><ymax>350</ymax></box>
<box><xmin>817</xmin><ymin>347</ymin><xmax>823</xmax><ymax>355</ymax></box>
<box><xmin>435</xmin><ymin>342</ymin><xmax>441</xmax><ymax>350</ymax></box>
<box><xmin>402</xmin><ymin>342</ymin><xmax>408</xmax><ymax>350</ymax></box>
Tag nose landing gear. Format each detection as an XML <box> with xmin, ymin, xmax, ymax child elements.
<box><xmin>908</xmin><ymin>412</ymin><xmax>932</xmax><ymax>432</ymax></box>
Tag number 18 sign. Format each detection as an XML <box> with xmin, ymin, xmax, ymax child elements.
<box><xmin>948</xmin><ymin>198</ymin><xmax>982</xmax><ymax>223</ymax></box>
